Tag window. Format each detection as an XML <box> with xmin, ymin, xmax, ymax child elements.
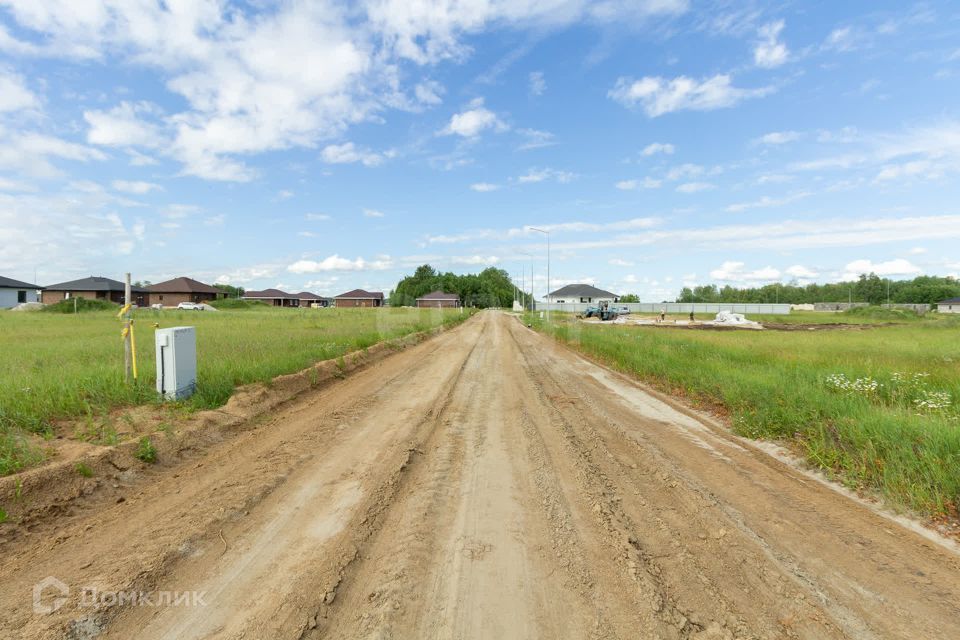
<box><xmin>580</xmin><ymin>297</ymin><xmax>591</xmax><ymax>303</ymax></box>
<box><xmin>17</xmin><ymin>290</ymin><xmax>26</xmax><ymax>303</ymax></box>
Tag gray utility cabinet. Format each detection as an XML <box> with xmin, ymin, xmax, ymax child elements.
<box><xmin>155</xmin><ymin>326</ymin><xmax>197</xmax><ymax>400</ymax></box>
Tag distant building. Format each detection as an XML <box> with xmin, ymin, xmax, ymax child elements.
<box><xmin>0</xmin><ymin>275</ymin><xmax>42</xmax><ymax>308</ymax></box>
<box><xmin>42</xmin><ymin>276</ymin><xmax>148</xmax><ymax>306</ymax></box>
<box><xmin>936</xmin><ymin>297</ymin><xmax>960</xmax><ymax>314</ymax></box>
<box><xmin>242</xmin><ymin>288</ymin><xmax>300</xmax><ymax>307</ymax></box>
<box><xmin>545</xmin><ymin>284</ymin><xmax>619</xmax><ymax>305</ymax></box>
<box><xmin>148</xmin><ymin>277</ymin><xmax>223</xmax><ymax>307</ymax></box>
<box><xmin>334</xmin><ymin>289</ymin><xmax>384</xmax><ymax>308</ymax></box>
<box><xmin>296</xmin><ymin>292</ymin><xmax>331</xmax><ymax>308</ymax></box>
<box><xmin>415</xmin><ymin>290</ymin><xmax>460</xmax><ymax>308</ymax></box>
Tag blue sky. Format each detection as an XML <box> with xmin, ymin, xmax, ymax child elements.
<box><xmin>1</xmin><ymin>1</ymin><xmax>959</xmax><ymax>300</ymax></box>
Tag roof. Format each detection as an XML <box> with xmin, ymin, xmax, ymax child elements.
<box><xmin>44</xmin><ymin>276</ymin><xmax>148</xmax><ymax>293</ymax></box>
<box><xmin>546</xmin><ymin>284</ymin><xmax>618</xmax><ymax>299</ymax></box>
<box><xmin>148</xmin><ymin>277</ymin><xmax>220</xmax><ymax>294</ymax></box>
<box><xmin>938</xmin><ymin>297</ymin><xmax>960</xmax><ymax>304</ymax></box>
<box><xmin>243</xmin><ymin>288</ymin><xmax>297</xmax><ymax>299</ymax></box>
<box><xmin>295</xmin><ymin>291</ymin><xmax>323</xmax><ymax>300</ymax></box>
<box><xmin>335</xmin><ymin>289</ymin><xmax>384</xmax><ymax>300</ymax></box>
<box><xmin>416</xmin><ymin>290</ymin><xmax>459</xmax><ymax>301</ymax></box>
<box><xmin>0</xmin><ymin>275</ymin><xmax>41</xmax><ymax>289</ymax></box>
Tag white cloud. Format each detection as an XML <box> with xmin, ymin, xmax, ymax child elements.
<box><xmin>754</xmin><ymin>20</ymin><xmax>789</xmax><ymax>68</ymax></box>
<box><xmin>0</xmin><ymin>68</ymin><xmax>39</xmax><ymax>112</ymax></box>
<box><xmin>615</xmin><ymin>179</ymin><xmax>638</xmax><ymax>190</ymax></box>
<box><xmin>305</xmin><ymin>213</ymin><xmax>331</xmax><ymax>221</ymax></box>
<box><xmin>609</xmin><ymin>258</ymin><xmax>634</xmax><ymax>267</ymax></box>
<box><xmin>362</xmin><ymin>208</ymin><xmax>385</xmax><ymax>218</ymax></box>
<box><xmin>908</xmin><ymin>247</ymin><xmax>927</xmax><ymax>255</ymax></box>
<box><xmin>320</xmin><ymin>142</ymin><xmax>393</xmax><ymax>167</ymax></box>
<box><xmin>287</xmin><ymin>255</ymin><xmax>393</xmax><ymax>273</ymax></box>
<box><xmin>517</xmin><ymin>167</ymin><xmax>576</xmax><ymax>184</ymax></box>
<box><xmin>608</xmin><ymin>74</ymin><xmax>772</xmax><ymax>117</ymax></box>
<box><xmin>676</xmin><ymin>181</ymin><xmax>714</xmax><ymax>193</ymax></box>
<box><xmin>414</xmin><ymin>81</ymin><xmax>444</xmax><ymax>106</ymax></box>
<box><xmin>470</xmin><ymin>182</ymin><xmax>499</xmax><ymax>192</ymax></box>
<box><xmin>842</xmin><ymin>258</ymin><xmax>921</xmax><ymax>280</ymax></box>
<box><xmin>756</xmin><ymin>130</ymin><xmax>800</xmax><ymax>145</ymax></box>
<box><xmin>785</xmin><ymin>264</ymin><xmax>818</xmax><ymax>279</ymax></box>
<box><xmin>111</xmin><ymin>180</ymin><xmax>161</xmax><ymax>194</ymax></box>
<box><xmin>529</xmin><ymin>71</ymin><xmax>546</xmax><ymax>96</ymax></box>
<box><xmin>440</xmin><ymin>98</ymin><xmax>506</xmax><ymax>137</ymax></box>
<box><xmin>516</xmin><ymin>128</ymin><xmax>555</xmax><ymax>150</ymax></box>
<box><xmin>710</xmin><ymin>261</ymin><xmax>780</xmax><ymax>282</ymax></box>
<box><xmin>84</xmin><ymin>101</ymin><xmax>164</xmax><ymax>147</ymax></box>
<box><xmin>0</xmin><ymin>130</ymin><xmax>106</xmax><ymax>177</ymax></box>
<box><xmin>641</xmin><ymin>142</ymin><xmax>675</xmax><ymax>156</ymax></box>
<box><xmin>725</xmin><ymin>191</ymin><xmax>810</xmax><ymax>212</ymax></box>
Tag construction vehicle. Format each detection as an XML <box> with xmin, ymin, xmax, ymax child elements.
<box><xmin>580</xmin><ymin>301</ymin><xmax>619</xmax><ymax>321</ymax></box>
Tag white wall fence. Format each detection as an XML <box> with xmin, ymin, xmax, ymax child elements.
<box><xmin>539</xmin><ymin>302</ymin><xmax>792</xmax><ymax>315</ymax></box>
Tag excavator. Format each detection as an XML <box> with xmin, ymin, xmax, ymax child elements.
<box><xmin>581</xmin><ymin>300</ymin><xmax>619</xmax><ymax>321</ymax></box>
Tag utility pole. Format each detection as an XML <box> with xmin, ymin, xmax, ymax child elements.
<box><xmin>520</xmin><ymin>252</ymin><xmax>534</xmax><ymax>312</ymax></box>
<box><xmin>123</xmin><ymin>273</ymin><xmax>133</xmax><ymax>384</ymax></box>
<box><xmin>529</xmin><ymin>227</ymin><xmax>550</xmax><ymax>323</ymax></box>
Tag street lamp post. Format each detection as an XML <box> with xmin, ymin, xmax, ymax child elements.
<box><xmin>529</xmin><ymin>227</ymin><xmax>550</xmax><ymax>324</ymax></box>
<box><xmin>519</xmin><ymin>252</ymin><xmax>534</xmax><ymax>312</ymax></box>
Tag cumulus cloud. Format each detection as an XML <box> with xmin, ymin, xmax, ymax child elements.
<box><xmin>362</xmin><ymin>208</ymin><xmax>385</xmax><ymax>218</ymax></box>
<box><xmin>84</xmin><ymin>101</ymin><xmax>164</xmax><ymax>148</ymax></box>
<box><xmin>516</xmin><ymin>167</ymin><xmax>576</xmax><ymax>184</ymax></box>
<box><xmin>755</xmin><ymin>130</ymin><xmax>800</xmax><ymax>145</ymax></box>
<box><xmin>516</xmin><ymin>128</ymin><xmax>555</xmax><ymax>151</ymax></box>
<box><xmin>287</xmin><ymin>255</ymin><xmax>393</xmax><ymax>273</ymax></box>
<box><xmin>725</xmin><ymin>191</ymin><xmax>810</xmax><ymax>212</ymax></box>
<box><xmin>785</xmin><ymin>264</ymin><xmax>818</xmax><ymax>279</ymax></box>
<box><xmin>470</xmin><ymin>182</ymin><xmax>499</xmax><ymax>192</ymax></box>
<box><xmin>754</xmin><ymin>20</ymin><xmax>789</xmax><ymax>68</ymax></box>
<box><xmin>641</xmin><ymin>142</ymin><xmax>675</xmax><ymax>156</ymax></box>
<box><xmin>440</xmin><ymin>98</ymin><xmax>506</xmax><ymax>137</ymax></box>
<box><xmin>528</xmin><ymin>71</ymin><xmax>546</xmax><ymax>96</ymax></box>
<box><xmin>0</xmin><ymin>68</ymin><xmax>38</xmax><ymax>112</ymax></box>
<box><xmin>608</xmin><ymin>74</ymin><xmax>772</xmax><ymax>117</ymax></box>
<box><xmin>321</xmin><ymin>142</ymin><xmax>393</xmax><ymax>167</ymax></box>
<box><xmin>710</xmin><ymin>261</ymin><xmax>780</xmax><ymax>282</ymax></box>
<box><xmin>676</xmin><ymin>181</ymin><xmax>714</xmax><ymax>193</ymax></box>
<box><xmin>842</xmin><ymin>258</ymin><xmax>921</xmax><ymax>280</ymax></box>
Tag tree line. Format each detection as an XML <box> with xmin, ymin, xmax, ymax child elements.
<box><xmin>389</xmin><ymin>265</ymin><xmax>529</xmax><ymax>308</ymax></box>
<box><xmin>673</xmin><ymin>274</ymin><xmax>960</xmax><ymax>305</ymax></box>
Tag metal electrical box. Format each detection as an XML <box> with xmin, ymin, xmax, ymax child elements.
<box><xmin>155</xmin><ymin>326</ymin><xmax>197</xmax><ymax>400</ymax></box>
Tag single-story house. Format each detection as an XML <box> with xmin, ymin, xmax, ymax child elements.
<box><xmin>936</xmin><ymin>297</ymin><xmax>960</xmax><ymax>314</ymax></box>
<box><xmin>242</xmin><ymin>288</ymin><xmax>300</xmax><ymax>307</ymax></box>
<box><xmin>334</xmin><ymin>289</ymin><xmax>384</xmax><ymax>308</ymax></box>
<box><xmin>416</xmin><ymin>290</ymin><xmax>460</xmax><ymax>308</ymax></box>
<box><xmin>42</xmin><ymin>276</ymin><xmax>148</xmax><ymax>306</ymax></box>
<box><xmin>545</xmin><ymin>284</ymin><xmax>619</xmax><ymax>305</ymax></box>
<box><xmin>296</xmin><ymin>292</ymin><xmax>330</xmax><ymax>308</ymax></box>
<box><xmin>0</xmin><ymin>275</ymin><xmax>42</xmax><ymax>308</ymax></box>
<box><xmin>148</xmin><ymin>277</ymin><xmax>223</xmax><ymax>307</ymax></box>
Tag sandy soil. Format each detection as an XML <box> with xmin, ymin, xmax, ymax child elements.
<box><xmin>2</xmin><ymin>311</ymin><xmax>958</xmax><ymax>639</ymax></box>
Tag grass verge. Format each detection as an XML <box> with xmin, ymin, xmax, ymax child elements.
<box><xmin>0</xmin><ymin>306</ymin><xmax>473</xmax><ymax>475</ymax></box>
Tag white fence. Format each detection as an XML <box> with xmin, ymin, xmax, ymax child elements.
<box><xmin>539</xmin><ymin>302</ymin><xmax>792</xmax><ymax>315</ymax></box>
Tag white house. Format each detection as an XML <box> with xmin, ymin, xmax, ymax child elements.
<box><xmin>936</xmin><ymin>297</ymin><xmax>960</xmax><ymax>314</ymax></box>
<box><xmin>545</xmin><ymin>284</ymin><xmax>619</xmax><ymax>305</ymax></box>
<box><xmin>0</xmin><ymin>275</ymin><xmax>41</xmax><ymax>308</ymax></box>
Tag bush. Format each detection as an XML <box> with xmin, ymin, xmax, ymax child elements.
<box><xmin>135</xmin><ymin>436</ymin><xmax>157</xmax><ymax>463</ymax></box>
<box><xmin>841</xmin><ymin>306</ymin><xmax>920</xmax><ymax>321</ymax></box>
<box><xmin>209</xmin><ymin>298</ymin><xmax>269</xmax><ymax>310</ymax></box>
<box><xmin>41</xmin><ymin>298</ymin><xmax>117</xmax><ymax>313</ymax></box>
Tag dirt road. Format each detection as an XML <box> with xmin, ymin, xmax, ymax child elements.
<box><xmin>3</xmin><ymin>311</ymin><xmax>959</xmax><ymax>639</ymax></box>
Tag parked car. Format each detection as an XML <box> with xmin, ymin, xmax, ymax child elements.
<box><xmin>177</xmin><ymin>302</ymin><xmax>203</xmax><ymax>311</ymax></box>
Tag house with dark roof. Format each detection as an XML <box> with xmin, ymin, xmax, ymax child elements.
<box><xmin>544</xmin><ymin>284</ymin><xmax>619</xmax><ymax>304</ymax></box>
<box><xmin>148</xmin><ymin>277</ymin><xmax>223</xmax><ymax>307</ymax></box>
<box><xmin>242</xmin><ymin>288</ymin><xmax>300</xmax><ymax>307</ymax></box>
<box><xmin>334</xmin><ymin>289</ymin><xmax>384</xmax><ymax>308</ymax></box>
<box><xmin>0</xmin><ymin>275</ymin><xmax>42</xmax><ymax>308</ymax></box>
<box><xmin>295</xmin><ymin>292</ymin><xmax>331</xmax><ymax>308</ymax></box>
<box><xmin>936</xmin><ymin>297</ymin><xmax>960</xmax><ymax>314</ymax></box>
<box><xmin>415</xmin><ymin>290</ymin><xmax>460</xmax><ymax>308</ymax></box>
<box><xmin>42</xmin><ymin>276</ymin><xmax>148</xmax><ymax>306</ymax></box>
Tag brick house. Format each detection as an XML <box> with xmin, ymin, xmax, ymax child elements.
<box><xmin>242</xmin><ymin>288</ymin><xmax>300</xmax><ymax>307</ymax></box>
<box><xmin>296</xmin><ymin>292</ymin><xmax>330</xmax><ymax>308</ymax></box>
<box><xmin>148</xmin><ymin>277</ymin><xmax>223</xmax><ymax>307</ymax></box>
<box><xmin>0</xmin><ymin>275</ymin><xmax>42</xmax><ymax>308</ymax></box>
<box><xmin>334</xmin><ymin>289</ymin><xmax>384</xmax><ymax>308</ymax></box>
<box><xmin>42</xmin><ymin>276</ymin><xmax>148</xmax><ymax>306</ymax></box>
<box><xmin>415</xmin><ymin>290</ymin><xmax>460</xmax><ymax>308</ymax></box>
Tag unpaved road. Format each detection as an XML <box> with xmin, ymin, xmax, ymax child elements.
<box><xmin>3</xmin><ymin>311</ymin><xmax>959</xmax><ymax>639</ymax></box>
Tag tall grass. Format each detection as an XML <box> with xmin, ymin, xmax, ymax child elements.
<box><xmin>528</xmin><ymin>313</ymin><xmax>960</xmax><ymax>519</ymax></box>
<box><xmin>0</xmin><ymin>306</ymin><xmax>471</xmax><ymax>474</ymax></box>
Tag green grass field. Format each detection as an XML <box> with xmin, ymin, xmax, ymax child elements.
<box><xmin>0</xmin><ymin>306</ymin><xmax>472</xmax><ymax>475</ymax></box>
<box><xmin>527</xmin><ymin>310</ymin><xmax>960</xmax><ymax>520</ymax></box>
